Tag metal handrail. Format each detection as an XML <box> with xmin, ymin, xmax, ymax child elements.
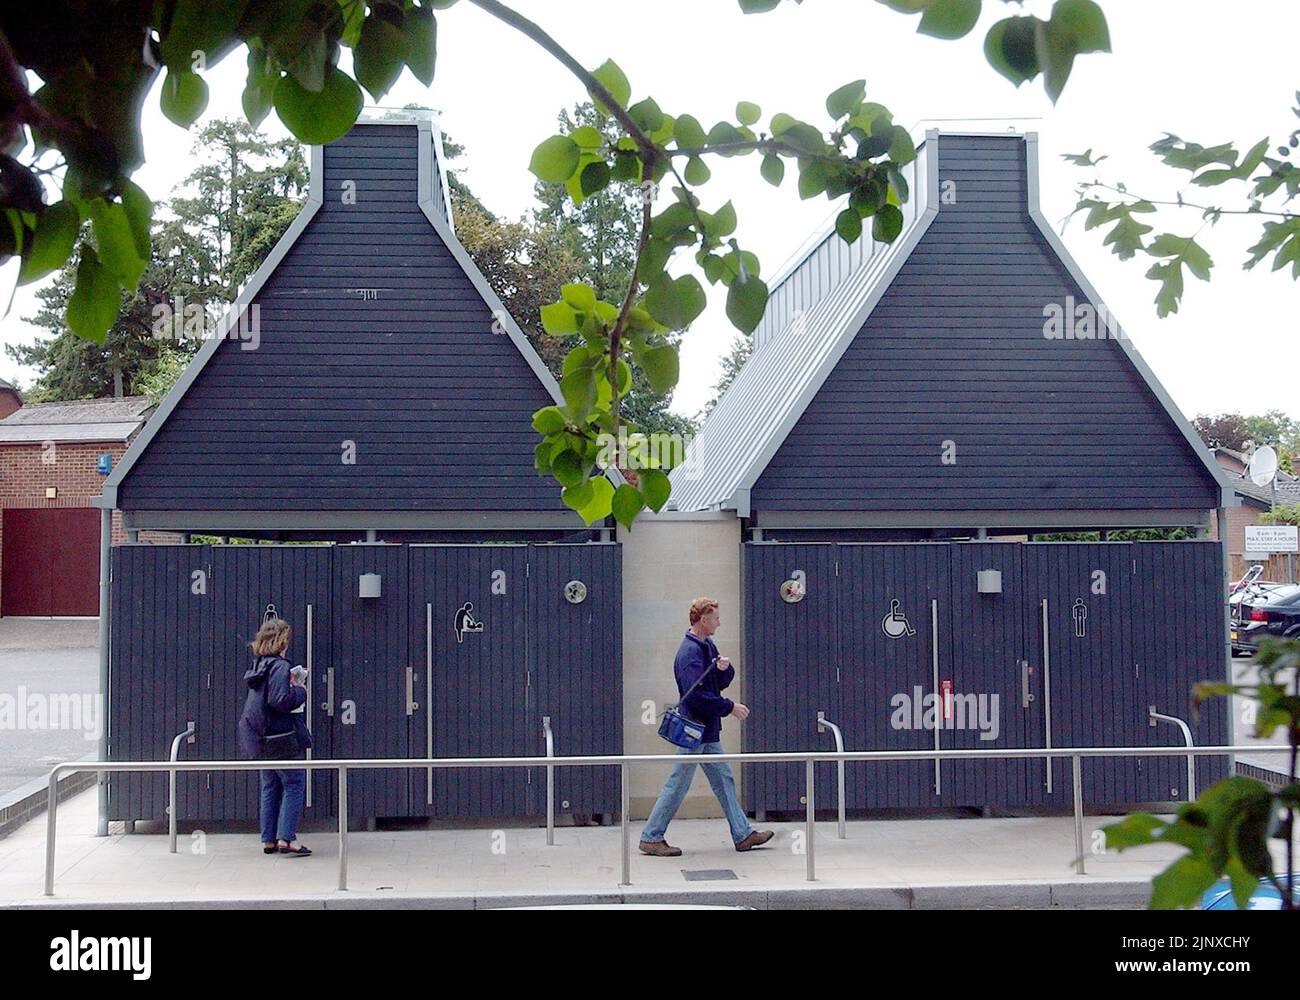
<box><xmin>167</xmin><ymin>722</ymin><xmax>196</xmax><ymax>855</ymax></box>
<box><xmin>816</xmin><ymin>712</ymin><xmax>846</xmax><ymax>840</ymax></box>
<box><xmin>45</xmin><ymin>743</ymin><xmax>1293</xmax><ymax>897</ymax></box>
<box><xmin>542</xmin><ymin>716</ymin><xmax>554</xmax><ymax>846</ymax></box>
<box><xmin>1149</xmin><ymin>707</ymin><xmax>1197</xmax><ymax>801</ymax></box>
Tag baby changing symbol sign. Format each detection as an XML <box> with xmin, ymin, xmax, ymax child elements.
<box><xmin>881</xmin><ymin>599</ymin><xmax>916</xmax><ymax>639</ymax></box>
<box><xmin>454</xmin><ymin>602</ymin><xmax>484</xmax><ymax>644</ymax></box>
<box><xmin>1071</xmin><ymin>598</ymin><xmax>1087</xmax><ymax>638</ymax></box>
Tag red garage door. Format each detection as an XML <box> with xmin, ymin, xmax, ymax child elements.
<box><xmin>1</xmin><ymin>508</ymin><xmax>100</xmax><ymax>616</ymax></box>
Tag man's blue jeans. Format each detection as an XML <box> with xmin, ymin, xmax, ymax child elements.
<box><xmin>259</xmin><ymin>767</ymin><xmax>306</xmax><ymax>843</ymax></box>
<box><xmin>640</xmin><ymin>742</ymin><xmax>754</xmax><ymax>845</ymax></box>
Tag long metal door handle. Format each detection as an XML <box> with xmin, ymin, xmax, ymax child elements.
<box><xmin>1021</xmin><ymin>660</ymin><xmax>1035</xmax><ymax>708</ymax></box>
<box><xmin>406</xmin><ymin>667</ymin><xmax>418</xmax><ymax>715</ymax></box>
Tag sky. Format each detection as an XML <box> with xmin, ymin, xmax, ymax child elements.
<box><xmin>1</xmin><ymin>0</ymin><xmax>1296</xmax><ymax>426</ymax></box>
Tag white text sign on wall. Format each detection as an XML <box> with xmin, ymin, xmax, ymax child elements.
<box><xmin>1244</xmin><ymin>525</ymin><xmax>1299</xmax><ymax>553</ymax></box>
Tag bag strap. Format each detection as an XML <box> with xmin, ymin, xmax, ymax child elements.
<box><xmin>670</xmin><ymin>638</ymin><xmax>720</xmax><ymax>712</ymax></box>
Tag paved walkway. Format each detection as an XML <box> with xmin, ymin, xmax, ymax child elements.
<box><xmin>5</xmin><ymin>785</ymin><xmax>1297</xmax><ymax>909</ymax></box>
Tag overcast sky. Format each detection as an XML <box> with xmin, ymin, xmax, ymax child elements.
<box><xmin>1</xmin><ymin>0</ymin><xmax>1296</xmax><ymax>425</ymax></box>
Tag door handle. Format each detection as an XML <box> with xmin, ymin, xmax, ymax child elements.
<box><xmin>406</xmin><ymin>666</ymin><xmax>419</xmax><ymax>715</ymax></box>
<box><xmin>320</xmin><ymin>667</ymin><xmax>334</xmax><ymax>716</ymax></box>
<box><xmin>1021</xmin><ymin>660</ymin><xmax>1035</xmax><ymax>708</ymax></box>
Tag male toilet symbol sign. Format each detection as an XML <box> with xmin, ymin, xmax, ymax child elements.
<box><xmin>454</xmin><ymin>602</ymin><xmax>484</xmax><ymax>644</ymax></box>
<box><xmin>881</xmin><ymin>599</ymin><xmax>916</xmax><ymax>639</ymax></box>
<box><xmin>1072</xmin><ymin>598</ymin><xmax>1088</xmax><ymax>638</ymax></box>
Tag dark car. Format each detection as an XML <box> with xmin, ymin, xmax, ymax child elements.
<box><xmin>1232</xmin><ymin>583</ymin><xmax>1300</xmax><ymax>654</ymax></box>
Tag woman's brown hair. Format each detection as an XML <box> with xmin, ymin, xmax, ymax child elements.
<box><xmin>249</xmin><ymin>617</ymin><xmax>292</xmax><ymax>658</ymax></box>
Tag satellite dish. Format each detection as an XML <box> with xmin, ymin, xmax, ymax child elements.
<box><xmin>1248</xmin><ymin>445</ymin><xmax>1279</xmax><ymax>486</ymax></box>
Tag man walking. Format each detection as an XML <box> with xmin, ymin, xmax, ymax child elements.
<box><xmin>639</xmin><ymin>597</ymin><xmax>774</xmax><ymax>857</ymax></box>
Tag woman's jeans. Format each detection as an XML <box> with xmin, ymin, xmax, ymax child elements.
<box><xmin>640</xmin><ymin>742</ymin><xmax>754</xmax><ymax>845</ymax></box>
<box><xmin>259</xmin><ymin>766</ymin><xmax>306</xmax><ymax>843</ymax></box>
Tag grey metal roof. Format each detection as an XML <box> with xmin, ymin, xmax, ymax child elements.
<box><xmin>0</xmin><ymin>396</ymin><xmax>152</xmax><ymax>444</ymax></box>
<box><xmin>669</xmin><ymin>135</ymin><xmax>938</xmax><ymax>513</ymax></box>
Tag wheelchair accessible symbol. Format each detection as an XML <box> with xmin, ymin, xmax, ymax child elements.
<box><xmin>881</xmin><ymin>599</ymin><xmax>916</xmax><ymax>639</ymax></box>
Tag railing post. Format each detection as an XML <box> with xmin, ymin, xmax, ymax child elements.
<box><xmin>168</xmin><ymin>722</ymin><xmax>196</xmax><ymax>855</ymax></box>
<box><xmin>1072</xmin><ymin>754</ymin><xmax>1085</xmax><ymax>876</ymax></box>
<box><xmin>44</xmin><ymin>767</ymin><xmax>60</xmax><ymax>897</ymax></box>
<box><xmin>805</xmin><ymin>757</ymin><xmax>815</xmax><ymax>882</ymax></box>
<box><xmin>542</xmin><ymin>716</ymin><xmax>554</xmax><ymax>846</ymax></box>
<box><xmin>620</xmin><ymin>762</ymin><xmax>631</xmax><ymax>887</ymax></box>
<box><xmin>337</xmin><ymin>766</ymin><xmax>348</xmax><ymax>891</ymax></box>
<box><xmin>816</xmin><ymin>712</ymin><xmax>846</xmax><ymax>840</ymax></box>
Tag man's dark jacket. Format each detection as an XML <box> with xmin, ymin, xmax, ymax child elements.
<box><xmin>675</xmin><ymin>631</ymin><xmax>735</xmax><ymax>744</ymax></box>
<box><xmin>237</xmin><ymin>655</ymin><xmax>311</xmax><ymax>760</ymax></box>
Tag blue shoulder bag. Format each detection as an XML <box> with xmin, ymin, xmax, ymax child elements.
<box><xmin>657</xmin><ymin>654</ymin><xmax>719</xmax><ymax>750</ymax></box>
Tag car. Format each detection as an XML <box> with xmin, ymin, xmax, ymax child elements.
<box><xmin>1231</xmin><ymin>583</ymin><xmax>1300</xmax><ymax>655</ymax></box>
<box><xmin>1200</xmin><ymin>874</ymin><xmax>1300</xmax><ymax>909</ymax></box>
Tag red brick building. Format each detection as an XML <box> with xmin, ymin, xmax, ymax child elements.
<box><xmin>0</xmin><ymin>396</ymin><xmax>155</xmax><ymax>616</ymax></box>
<box><xmin>0</xmin><ymin>378</ymin><xmax>20</xmax><ymax>420</ymax></box>
<box><xmin>1206</xmin><ymin>446</ymin><xmax>1300</xmax><ymax>582</ymax></box>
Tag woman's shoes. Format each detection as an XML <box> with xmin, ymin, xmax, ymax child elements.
<box><xmin>277</xmin><ymin>842</ymin><xmax>312</xmax><ymax>857</ymax></box>
<box><xmin>262</xmin><ymin>843</ymin><xmax>278</xmax><ymax>855</ymax></box>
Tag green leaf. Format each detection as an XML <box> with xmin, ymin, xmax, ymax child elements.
<box><xmin>1150</xmin><ymin>855</ymin><xmax>1219</xmax><ymax>911</ymax></box>
<box><xmin>570</xmin><ymin>126</ymin><xmax>605</xmax><ymax>150</ymax></box>
<box><xmin>611</xmin><ymin>484</ymin><xmax>644</xmax><ymax>530</ymax></box>
<box><xmin>552</xmin><ymin>449</ymin><xmax>585</xmax><ymax>489</ymax></box>
<box><xmin>66</xmin><ymin>246</ymin><xmax>120</xmax><ymax>343</ymax></box>
<box><xmin>738</xmin><ymin>0</ymin><xmax>782</xmax><ymax>11</ymax></box>
<box><xmin>674</xmin><ymin>114</ymin><xmax>707</xmax><ymax>149</ymax></box>
<box><xmin>560</xmin><ymin>367</ymin><xmax>597</xmax><ymax>419</ymax></box>
<box><xmin>1148</xmin><ymin>233</ymin><xmax>1214</xmax><ymax>281</ymax></box>
<box><xmin>685</xmin><ymin>156</ymin><xmax>711</xmax><ymax>185</ymax></box>
<box><xmin>529</xmin><ymin>135</ymin><xmax>581</xmax><ymax>183</ymax></box>
<box><xmin>160</xmin><ymin>69</ymin><xmax>209</xmax><ymax>127</ymax></box>
<box><xmin>576</xmin><ymin>475</ymin><xmax>615</xmax><ymax>525</ymax></box>
<box><xmin>710</xmin><ymin>201</ymin><xmax>737</xmax><ymax>238</ymax></box>
<box><xmin>1050</xmin><ymin>0</ymin><xmax>1110</xmax><ymax>54</ymax></box>
<box><xmin>918</xmin><ymin>0</ymin><xmax>982</xmax><ymax>40</ymax></box>
<box><xmin>642</xmin><ymin>344</ymin><xmax>681</xmax><ymax>393</ymax></box>
<box><xmin>760</xmin><ymin>155</ymin><xmax>785</xmax><ymax>186</ymax></box>
<box><xmin>627</xmin><ymin>98</ymin><xmax>664</xmax><ymax>134</ymax></box>
<box><xmin>242</xmin><ymin>46</ymin><xmax>279</xmax><ymax>127</ymax></box>
<box><xmin>590</xmin><ymin>59</ymin><xmax>631</xmax><ymax>114</ymax></box>
<box><xmin>89</xmin><ymin>200</ymin><xmax>147</xmax><ymax>286</ymax></box>
<box><xmin>540</xmin><ymin>301</ymin><xmax>580</xmax><ymax>336</ymax></box>
<box><xmin>273</xmin><ymin>68</ymin><xmax>364</xmax><ymax>144</ymax></box>
<box><xmin>1145</xmin><ymin>260</ymin><xmax>1184</xmax><ymax>318</ymax></box>
<box><xmin>404</xmin><ymin>4</ymin><xmax>438</xmax><ymax>85</ymax></box>
<box><xmin>825</xmin><ymin>80</ymin><xmax>866</xmax><ymax>120</ymax></box>
<box><xmin>354</xmin><ymin>8</ymin><xmax>407</xmax><ymax>100</ymax></box>
<box><xmin>872</xmin><ymin>203</ymin><xmax>904</xmax><ymax>242</ymax></box>
<box><xmin>645</xmin><ymin>273</ymin><xmax>706</xmax><ymax>331</ymax></box>
<box><xmin>888</xmin><ymin>126</ymin><xmax>916</xmax><ymax>166</ymax></box>
<box><xmin>835</xmin><ymin>208</ymin><xmax>863</xmax><ymax>244</ymax></box>
<box><xmin>18</xmin><ymin>201</ymin><xmax>79</xmax><ymax>285</ymax></box>
<box><xmin>798</xmin><ymin>160</ymin><xmax>830</xmax><ymax>200</ymax></box>
<box><xmin>562</xmin><ymin>478</ymin><xmax>595</xmax><ymax>513</ymax></box>
<box><xmin>984</xmin><ymin>16</ymin><xmax>1040</xmax><ymax>86</ymax></box>
<box><xmin>726</xmin><ymin>276</ymin><xmax>769</xmax><ymax>334</ymax></box>
<box><xmin>580</xmin><ymin>160</ymin><xmax>611</xmax><ymax>197</ymax></box>
<box><xmin>736</xmin><ymin>101</ymin><xmax>762</xmax><ymax>126</ymax></box>
<box><xmin>159</xmin><ymin>0</ymin><xmax>243</xmax><ymax>72</ymax></box>
<box><xmin>640</xmin><ymin>468</ymin><xmax>672</xmax><ymax>511</ymax></box>
<box><xmin>532</xmin><ymin>406</ymin><xmax>567</xmax><ymax>435</ymax></box>
<box><xmin>561</xmin><ymin>283</ymin><xmax>598</xmax><ymax>311</ymax></box>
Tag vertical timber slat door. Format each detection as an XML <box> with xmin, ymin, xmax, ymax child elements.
<box><xmin>943</xmin><ymin>542</ymin><xmax>1030</xmax><ymax>808</ymax></box>
<box><xmin>331</xmin><ymin>544</ymin><xmax>409</xmax><ymax>819</ymax></box>
<box><xmin>742</xmin><ymin>543</ymin><xmax>839</xmax><ymax>813</ymax></box>
<box><xmin>528</xmin><ymin>543</ymin><xmax>622</xmax><ymax>819</ymax></box>
<box><xmin>411</xmin><ymin>545</ymin><xmax>530</xmax><ymax>819</ymax></box>
<box><xmin>107</xmin><ymin>544</ymin><xmax>210</xmax><ymax>822</ymax></box>
<box><xmin>839</xmin><ymin>543</ymin><xmax>951</xmax><ymax>809</ymax></box>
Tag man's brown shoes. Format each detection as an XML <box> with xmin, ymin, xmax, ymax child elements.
<box><xmin>734</xmin><ymin>830</ymin><xmax>775</xmax><ymax>852</ymax></box>
<box><xmin>638</xmin><ymin>840</ymin><xmax>683</xmax><ymax>857</ymax></box>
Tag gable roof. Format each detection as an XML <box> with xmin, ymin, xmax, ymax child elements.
<box><xmin>102</xmin><ymin>113</ymin><xmax>619</xmax><ymax>523</ymax></box>
<box><xmin>0</xmin><ymin>395</ymin><xmax>151</xmax><ymax>444</ymax></box>
<box><xmin>671</xmin><ymin>130</ymin><xmax>1233</xmax><ymax>518</ymax></box>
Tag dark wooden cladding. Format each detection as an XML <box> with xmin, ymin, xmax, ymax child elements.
<box><xmin>117</xmin><ymin>123</ymin><xmax>565</xmax><ymax>514</ymax></box>
<box><xmin>750</xmin><ymin>134</ymin><xmax>1221</xmax><ymax>514</ymax></box>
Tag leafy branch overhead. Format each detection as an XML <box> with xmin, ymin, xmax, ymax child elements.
<box><xmin>1063</xmin><ymin>92</ymin><xmax>1300</xmax><ymax>316</ymax></box>
<box><xmin>1</xmin><ymin>0</ymin><xmax>1111</xmax><ymax>528</ymax></box>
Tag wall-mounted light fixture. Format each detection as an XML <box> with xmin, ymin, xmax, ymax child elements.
<box><xmin>359</xmin><ymin>573</ymin><xmax>382</xmax><ymax>599</ymax></box>
<box><xmin>976</xmin><ymin>569</ymin><xmax>1002</xmax><ymax>594</ymax></box>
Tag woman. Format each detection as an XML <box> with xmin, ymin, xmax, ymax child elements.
<box><xmin>236</xmin><ymin>617</ymin><xmax>313</xmax><ymax>857</ymax></box>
